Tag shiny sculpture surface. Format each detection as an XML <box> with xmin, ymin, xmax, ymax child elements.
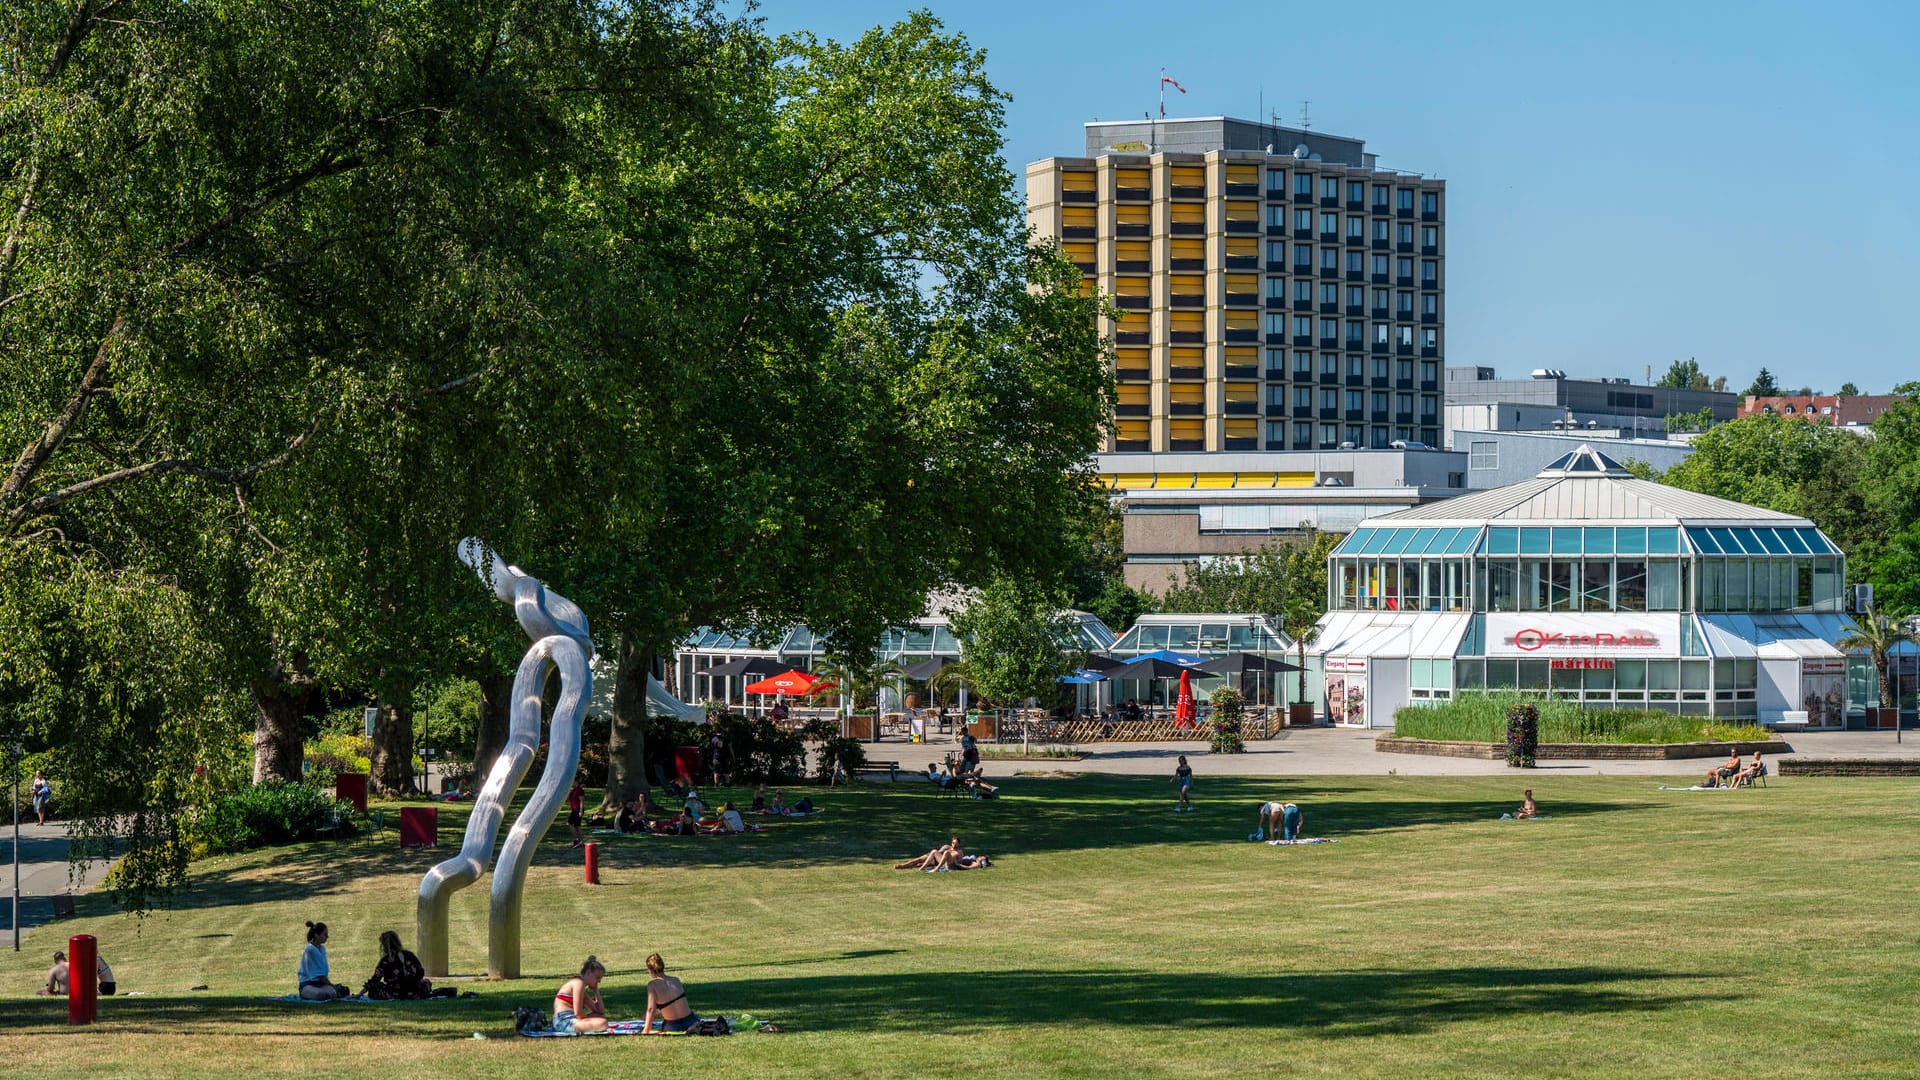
<box><xmin>417</xmin><ymin>539</ymin><xmax>594</xmax><ymax>978</ymax></box>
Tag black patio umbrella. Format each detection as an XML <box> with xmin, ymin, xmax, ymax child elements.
<box><xmin>701</xmin><ymin>656</ymin><xmax>791</xmax><ymax>679</ymax></box>
<box><xmin>901</xmin><ymin>656</ymin><xmax>955</xmax><ymax>680</ymax></box>
<box><xmin>1105</xmin><ymin>656</ymin><xmax>1196</xmax><ymax>716</ymax></box>
<box><xmin>1080</xmin><ymin>654</ymin><xmax>1128</xmax><ymax>672</ymax></box>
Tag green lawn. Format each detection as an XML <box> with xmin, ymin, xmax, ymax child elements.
<box><xmin>3</xmin><ymin>773</ymin><xmax>1918</xmax><ymax>1078</ymax></box>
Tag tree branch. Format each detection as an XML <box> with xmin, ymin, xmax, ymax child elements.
<box><xmin>5</xmin><ymin>414</ymin><xmax>321</xmax><ymax>533</ymax></box>
<box><xmin>1</xmin><ymin>314</ymin><xmax>126</xmax><ymax>505</ymax></box>
<box><xmin>166</xmin><ymin>153</ymin><xmax>366</xmax><ymax>260</ymax></box>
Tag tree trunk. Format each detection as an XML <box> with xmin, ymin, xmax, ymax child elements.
<box><xmin>251</xmin><ymin>681</ymin><xmax>309</xmax><ymax>785</ymax></box>
<box><xmin>473</xmin><ymin>672</ymin><xmax>514</xmax><ymax>785</ymax></box>
<box><xmin>600</xmin><ymin>633</ymin><xmax>650</xmax><ymax>811</ymax></box>
<box><xmin>369</xmin><ymin>697</ymin><xmax>417</xmax><ymax>796</ymax></box>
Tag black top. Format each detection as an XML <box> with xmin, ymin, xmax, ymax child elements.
<box><xmin>362</xmin><ymin>949</ymin><xmax>430</xmax><ymax>1000</ymax></box>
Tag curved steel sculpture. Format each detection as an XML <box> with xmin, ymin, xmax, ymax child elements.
<box><xmin>418</xmin><ymin>539</ymin><xmax>594</xmax><ymax>979</ymax></box>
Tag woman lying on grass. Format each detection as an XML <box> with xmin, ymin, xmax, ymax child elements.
<box><xmin>893</xmin><ymin>837</ymin><xmax>991</xmax><ymax>871</ymax></box>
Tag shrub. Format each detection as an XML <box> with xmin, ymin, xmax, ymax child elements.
<box><xmin>1209</xmin><ymin>687</ymin><xmax>1246</xmax><ymax>754</ymax></box>
<box><xmin>305</xmin><ymin>730</ymin><xmax>371</xmax><ymax>778</ymax></box>
<box><xmin>1396</xmin><ymin>693</ymin><xmax>1776</xmax><ymax>746</ymax></box>
<box><xmin>1505</xmin><ymin>702</ymin><xmax>1539</xmax><ymax>768</ymax></box>
<box><xmin>191</xmin><ymin>780</ymin><xmax>346</xmax><ymax>857</ymax></box>
<box><xmin>816</xmin><ymin>736</ymin><xmax>867</xmax><ymax>783</ymax></box>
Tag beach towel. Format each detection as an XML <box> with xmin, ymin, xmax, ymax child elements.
<box><xmin>1266</xmin><ymin>838</ymin><xmax>1334</xmax><ymax>846</ymax></box>
<box><xmin>1498</xmin><ymin>814</ymin><xmax>1553</xmax><ymax>820</ymax></box>
<box><xmin>520</xmin><ymin>1017</ymin><xmax>751</xmax><ymax>1037</ymax></box>
<box><xmin>1657</xmin><ymin>786</ymin><xmax>1735</xmax><ymax>792</ymax></box>
<box><xmin>264</xmin><ymin>991</ymin><xmax>473</xmax><ymax>1003</ymax></box>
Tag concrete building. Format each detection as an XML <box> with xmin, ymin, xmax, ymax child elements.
<box><xmin>1448</xmin><ymin>428</ymin><xmax>1696</xmax><ymax>489</ymax></box>
<box><xmin>1446</xmin><ymin>366</ymin><xmax>1737</xmax><ymax>435</ymax></box>
<box><xmin>1313</xmin><ymin>445</ymin><xmax>1856</xmax><ymax>727</ymax></box>
<box><xmin>1102</xmin><ymin>446</ymin><xmax>1464</xmax><ymax>593</ymax></box>
<box><xmin>1739</xmin><ymin>394</ymin><xmax>1907</xmax><ymax>427</ymax></box>
<box><xmin>1027</xmin><ymin>116</ymin><xmax>1447</xmax><ymax>456</ymax></box>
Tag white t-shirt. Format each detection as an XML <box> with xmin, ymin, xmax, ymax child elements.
<box><xmin>298</xmin><ymin>943</ymin><xmax>329</xmax><ymax>985</ymax></box>
<box><xmin>720</xmin><ymin>809</ymin><xmax>744</xmax><ymax>833</ymax></box>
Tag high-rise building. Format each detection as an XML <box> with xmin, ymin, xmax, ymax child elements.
<box><xmin>1027</xmin><ymin>116</ymin><xmax>1447</xmax><ymax>455</ymax></box>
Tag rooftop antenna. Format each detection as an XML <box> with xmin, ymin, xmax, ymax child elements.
<box><xmin>1299</xmin><ymin>100</ymin><xmax>1311</xmax><ymax>129</ymax></box>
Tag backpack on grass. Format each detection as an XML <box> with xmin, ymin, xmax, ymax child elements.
<box><xmin>513</xmin><ymin>1007</ymin><xmax>547</xmax><ymax>1034</ymax></box>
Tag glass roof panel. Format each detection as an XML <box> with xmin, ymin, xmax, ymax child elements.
<box><xmin>1731</xmin><ymin>528</ymin><xmax>1766</xmax><ymax>555</ymax></box>
<box><xmin>1685</xmin><ymin>527</ymin><xmax>1718</xmax><ymax>554</ymax></box>
<box><xmin>1486</xmin><ymin>526</ymin><xmax>1518</xmax><ymax>555</ymax></box>
<box><xmin>1450</xmin><ymin>527</ymin><xmax>1481</xmax><ymax>555</ymax></box>
<box><xmin>1754</xmin><ymin>528</ymin><xmax>1789</xmax><ymax>555</ymax></box>
<box><xmin>1778</xmin><ymin>528</ymin><xmax>1811</xmax><ymax>555</ymax></box>
<box><xmin>1615</xmin><ymin>527</ymin><xmax>1647</xmax><ymax>555</ymax></box>
<box><xmin>1708</xmin><ymin>527</ymin><xmax>1741</xmax><ymax>554</ymax></box>
<box><xmin>1379</xmin><ymin>530</ymin><xmax>1414</xmax><ymax>556</ymax></box>
<box><xmin>1584</xmin><ymin>527</ymin><xmax>1614</xmax><ymax>555</ymax></box>
<box><xmin>1520</xmin><ymin>527</ymin><xmax>1551</xmax><ymax>555</ymax></box>
<box><xmin>1648</xmin><ymin>527</ymin><xmax>1680</xmax><ymax>554</ymax></box>
<box><xmin>1551</xmin><ymin>527</ymin><xmax>1583</xmax><ymax>554</ymax></box>
<box><xmin>1798</xmin><ymin>528</ymin><xmax>1835</xmax><ymax>555</ymax></box>
<box><xmin>1359</xmin><ymin>529</ymin><xmax>1395</xmax><ymax>555</ymax></box>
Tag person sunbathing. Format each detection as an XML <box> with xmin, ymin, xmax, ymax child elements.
<box><xmin>1729</xmin><ymin>751</ymin><xmax>1767</xmax><ymax>789</ymax></box>
<box><xmin>640</xmin><ymin>952</ymin><xmax>700</xmax><ymax>1034</ymax></box>
<box><xmin>895</xmin><ymin>837</ymin><xmax>961</xmax><ymax>870</ymax></box>
<box><xmin>653</xmin><ymin>809</ymin><xmax>699</xmax><ymax>836</ymax></box>
<box><xmin>961</xmin><ymin>774</ymin><xmax>999</xmax><ymax>799</ymax></box>
<box><xmin>552</xmin><ymin>956</ymin><xmax>608</xmax><ymax>1035</ymax></box>
<box><xmin>1706</xmin><ymin>751</ymin><xmax>1741</xmax><ymax>788</ymax></box>
<box><xmin>1513</xmin><ymin>789</ymin><xmax>1539</xmax><ymax>819</ymax></box>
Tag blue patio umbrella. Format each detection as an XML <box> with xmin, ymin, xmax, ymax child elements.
<box><xmin>1057</xmin><ymin>670</ymin><xmax>1109</xmax><ymax>684</ymax></box>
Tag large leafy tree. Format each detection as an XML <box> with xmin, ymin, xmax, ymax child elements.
<box><xmin>1653</xmin><ymin>414</ymin><xmax>1873</xmax><ymax>555</ymax></box>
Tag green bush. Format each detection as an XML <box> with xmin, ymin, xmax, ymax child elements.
<box><xmin>816</xmin><ymin>736</ymin><xmax>867</xmax><ymax>782</ymax></box>
<box><xmin>304</xmin><ymin>730</ymin><xmax>371</xmax><ymax>777</ymax></box>
<box><xmin>191</xmin><ymin>780</ymin><xmax>346</xmax><ymax>856</ymax></box>
<box><xmin>1208</xmin><ymin>687</ymin><xmax>1246</xmax><ymax>754</ymax></box>
<box><xmin>1394</xmin><ymin>693</ymin><xmax>1771</xmax><ymax>745</ymax></box>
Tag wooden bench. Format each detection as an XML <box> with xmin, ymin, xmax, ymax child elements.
<box><xmin>851</xmin><ymin>760</ymin><xmax>902</xmax><ymax>782</ymax></box>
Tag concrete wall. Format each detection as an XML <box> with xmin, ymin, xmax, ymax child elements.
<box><xmin>1450</xmin><ymin>430</ymin><xmax>1695</xmax><ymax>488</ymax></box>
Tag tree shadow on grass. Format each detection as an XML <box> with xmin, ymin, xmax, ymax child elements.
<box><xmin>689</xmin><ymin>965</ymin><xmax>1737</xmax><ymax>1038</ymax></box>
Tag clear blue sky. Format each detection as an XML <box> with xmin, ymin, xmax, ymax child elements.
<box><xmin>755</xmin><ymin>1</ymin><xmax>1919</xmax><ymax>395</ymax></box>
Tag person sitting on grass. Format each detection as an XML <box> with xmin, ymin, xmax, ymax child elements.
<box><xmin>703</xmin><ymin>801</ymin><xmax>751</xmax><ymax>834</ymax></box>
<box><xmin>1706</xmin><ymin>751</ymin><xmax>1741</xmax><ymax>788</ymax></box>
<box><xmin>788</xmin><ymin>794</ymin><xmax>814</xmax><ymax>815</ymax></box>
<box><xmin>766</xmin><ymin>789</ymin><xmax>785</xmax><ymax>816</ymax></box>
<box><xmin>297</xmin><ymin>921</ymin><xmax>350</xmax><ymax>1000</ymax></box>
<box><xmin>552</xmin><ymin>956</ymin><xmax>608</xmax><ymax>1035</ymax></box>
<box><xmin>961</xmin><ymin>772</ymin><xmax>999</xmax><ymax>799</ymax></box>
<box><xmin>1729</xmin><ymin>751</ymin><xmax>1767</xmax><ymax>789</ymax></box>
<box><xmin>641</xmin><ymin>952</ymin><xmax>700</xmax><ymax>1034</ymax></box>
<box><xmin>615</xmin><ymin>795</ymin><xmax>647</xmax><ymax>834</ymax></box>
<box><xmin>1512</xmin><ymin>790</ymin><xmax>1539</xmax><ymax>819</ymax></box>
<box><xmin>362</xmin><ymin>930</ymin><xmax>435</xmax><ymax>1000</ymax></box>
<box><xmin>42</xmin><ymin>949</ymin><xmax>68</xmax><ymax>996</ymax></box>
<box><xmin>751</xmin><ymin>785</ymin><xmax>767</xmax><ymax>813</ymax></box>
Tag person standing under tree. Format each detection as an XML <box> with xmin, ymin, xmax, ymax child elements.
<box><xmin>30</xmin><ymin>770</ymin><xmax>51</xmax><ymax>825</ymax></box>
<box><xmin>566</xmin><ymin>778</ymin><xmax>586</xmax><ymax>848</ymax></box>
<box><xmin>1171</xmin><ymin>755</ymin><xmax>1194</xmax><ymax>812</ymax></box>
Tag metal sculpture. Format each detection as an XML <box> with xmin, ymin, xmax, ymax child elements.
<box><xmin>418</xmin><ymin>539</ymin><xmax>593</xmax><ymax>979</ymax></box>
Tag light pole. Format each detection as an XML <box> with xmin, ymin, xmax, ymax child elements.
<box><xmin>12</xmin><ymin>741</ymin><xmax>20</xmax><ymax>952</ymax></box>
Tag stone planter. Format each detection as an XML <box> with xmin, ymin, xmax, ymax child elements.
<box><xmin>1865</xmin><ymin>706</ymin><xmax>1900</xmax><ymax>730</ymax></box>
<box><xmin>1287</xmin><ymin>703</ymin><xmax>1316</xmax><ymax>728</ymax></box>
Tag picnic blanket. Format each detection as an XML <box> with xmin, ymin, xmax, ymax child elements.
<box><xmin>263</xmin><ymin>991</ymin><xmax>473</xmax><ymax>1003</ymax></box>
<box><xmin>1498</xmin><ymin>814</ymin><xmax>1553</xmax><ymax>820</ymax></box>
<box><xmin>1657</xmin><ymin>785</ymin><xmax>1736</xmax><ymax>792</ymax></box>
<box><xmin>519</xmin><ymin>1015</ymin><xmax>771</xmax><ymax>1037</ymax></box>
<box><xmin>1266</xmin><ymin>838</ymin><xmax>1335</xmax><ymax>846</ymax></box>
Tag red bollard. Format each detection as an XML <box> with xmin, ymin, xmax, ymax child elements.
<box><xmin>583</xmin><ymin>841</ymin><xmax>600</xmax><ymax>885</ymax></box>
<box><xmin>68</xmin><ymin>934</ymin><xmax>97</xmax><ymax>1025</ymax></box>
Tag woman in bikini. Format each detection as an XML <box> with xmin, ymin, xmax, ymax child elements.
<box><xmin>894</xmin><ymin>836</ymin><xmax>961</xmax><ymax>870</ymax></box>
<box><xmin>552</xmin><ymin>956</ymin><xmax>607</xmax><ymax>1035</ymax></box>
<box><xmin>641</xmin><ymin>952</ymin><xmax>700</xmax><ymax>1034</ymax></box>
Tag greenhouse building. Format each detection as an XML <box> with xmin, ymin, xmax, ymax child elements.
<box><xmin>1314</xmin><ymin>445</ymin><xmax>1855</xmax><ymax>728</ymax></box>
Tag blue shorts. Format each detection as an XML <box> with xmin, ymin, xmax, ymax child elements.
<box><xmin>551</xmin><ymin>1010</ymin><xmax>576</xmax><ymax>1034</ymax></box>
<box><xmin>658</xmin><ymin>1012</ymin><xmax>700</xmax><ymax>1033</ymax></box>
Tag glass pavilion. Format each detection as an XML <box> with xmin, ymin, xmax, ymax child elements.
<box><xmin>1314</xmin><ymin>446</ymin><xmax>1858</xmax><ymax>727</ymax></box>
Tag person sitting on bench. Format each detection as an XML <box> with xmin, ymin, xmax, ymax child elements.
<box><xmin>1729</xmin><ymin>751</ymin><xmax>1767</xmax><ymax>789</ymax></box>
<box><xmin>1706</xmin><ymin>751</ymin><xmax>1742</xmax><ymax>788</ymax></box>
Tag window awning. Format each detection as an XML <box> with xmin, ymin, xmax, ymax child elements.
<box><xmin>1314</xmin><ymin>612</ymin><xmax>1473</xmax><ymax>660</ymax></box>
<box><xmin>1695</xmin><ymin>614</ymin><xmax>1850</xmax><ymax>660</ymax></box>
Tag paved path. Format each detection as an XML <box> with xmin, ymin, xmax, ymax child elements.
<box><xmin>855</xmin><ymin>728</ymin><xmax>1920</xmax><ymax>780</ymax></box>
<box><xmin>0</xmin><ymin>822</ymin><xmax>117</xmax><ymax>937</ymax></box>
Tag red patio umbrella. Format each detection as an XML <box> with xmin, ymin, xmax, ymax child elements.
<box><xmin>742</xmin><ymin>670</ymin><xmax>834</xmax><ymax>696</ymax></box>
<box><xmin>1173</xmin><ymin>668</ymin><xmax>1196</xmax><ymax>728</ymax></box>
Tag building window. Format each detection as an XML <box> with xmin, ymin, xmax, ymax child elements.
<box><xmin>1346</xmin><ymin>390</ymin><xmax>1364</xmax><ymax>411</ymax></box>
<box><xmin>1266</xmin><ymin>276</ymin><xmax>1286</xmax><ymax>298</ymax></box>
<box><xmin>1422</xmin><ymin>225</ymin><xmax>1439</xmax><ymax>247</ymax></box>
<box><xmin>1320</xmin><ymin>248</ymin><xmax>1338</xmax><ymax>270</ymax></box>
<box><xmin>1266</xmin><ymin>168</ymin><xmax>1285</xmax><ymax>193</ymax></box>
<box><xmin>1267</xmin><ymin>385</ymin><xmax>1287</xmax><ymax>407</ymax></box>
<box><xmin>1398</xmin><ymin>222</ymin><xmax>1413</xmax><ymax>243</ymax></box>
<box><xmin>1371</xmin><ymin>390</ymin><xmax>1388</xmax><ymax>412</ymax></box>
<box><xmin>1372</xmin><ymin>184</ymin><xmax>1389</xmax><ymax>208</ymax></box>
<box><xmin>1421</xmin><ymin>192</ymin><xmax>1439</xmax><ymax>213</ymax></box>
<box><xmin>1294</xmin><ymin>316</ymin><xmax>1312</xmax><ymax>336</ymax></box>
<box><xmin>1294</xmin><ymin>244</ymin><xmax>1312</xmax><ymax>268</ymax></box>
<box><xmin>1398</xmin><ymin>326</ymin><xmax>1414</xmax><ymax>346</ymax></box>
<box><xmin>1422</xmin><ymin>294</ymin><xmax>1438</xmax><ymax>315</ymax></box>
<box><xmin>1320</xmin><ymin>353</ymin><xmax>1337</xmax><ymax>375</ymax></box>
<box><xmin>1267</xmin><ymin>347</ymin><xmax>1286</xmax><ymax>369</ymax></box>
<box><xmin>1267</xmin><ymin>205</ymin><xmax>1287</xmax><ymax>227</ymax></box>
<box><xmin>1373</xmin><ymin>323</ymin><xmax>1389</xmax><ymax>344</ymax></box>
<box><xmin>1422</xmin><ymin>328</ymin><xmax>1438</xmax><ymax>348</ymax></box>
<box><xmin>1396</xmin><ymin>392</ymin><xmax>1413</xmax><ymax>413</ymax></box>
<box><xmin>1346</xmin><ymin>285</ymin><xmax>1364</xmax><ymax>306</ymax></box>
<box><xmin>1320</xmin><ymin>388</ymin><xmax>1337</xmax><ymax>409</ymax></box>
<box><xmin>1373</xmin><ymin>356</ymin><xmax>1389</xmax><ymax>379</ymax></box>
<box><xmin>1319</xmin><ymin>423</ymin><xmax>1338</xmax><ymax>445</ymax></box>
<box><xmin>1396</xmin><ymin>257</ymin><xmax>1413</xmax><ymax>277</ymax></box>
<box><xmin>1266</xmin><ymin>240</ymin><xmax>1285</xmax><ymax>263</ymax></box>
<box><xmin>1348</xmin><ymin>180</ymin><xmax>1364</xmax><ymax>202</ymax></box>
<box><xmin>1295</xmin><ymin>172</ymin><xmax>1313</xmax><ymax>195</ymax></box>
<box><xmin>1398</xmin><ymin>291</ymin><xmax>1414</xmax><ymax>313</ymax></box>
<box><xmin>1421</xmin><ymin>260</ymin><xmax>1438</xmax><ymax>283</ymax></box>
<box><xmin>1267</xmin><ymin>313</ymin><xmax>1288</xmax><ymax>335</ymax></box>
<box><xmin>1294</xmin><ymin>351</ymin><xmax>1312</xmax><ymax>376</ymax></box>
<box><xmin>1319</xmin><ymin>212</ymin><xmax>1338</xmax><ymax>233</ymax></box>
<box><xmin>1295</xmin><ymin>421</ymin><xmax>1312</xmax><ymax>444</ymax></box>
<box><xmin>1346</xmin><ymin>354</ymin><xmax>1363</xmax><ymax>375</ymax></box>
<box><xmin>1420</xmin><ymin>360</ymin><xmax>1438</xmax><ymax>382</ymax></box>
<box><xmin>1347</xmin><ymin>216</ymin><xmax>1364</xmax><ymax>239</ymax></box>
<box><xmin>1398</xmin><ymin>189</ymin><xmax>1415</xmax><ymax>210</ymax></box>
<box><xmin>1372</xmin><ymin>288</ymin><xmax>1389</xmax><ymax>308</ymax></box>
<box><xmin>1321</xmin><ymin>177</ymin><xmax>1339</xmax><ymax>199</ymax></box>
<box><xmin>1294</xmin><ymin>386</ymin><xmax>1312</xmax><ymax>407</ymax></box>
<box><xmin>1346</xmin><ymin>251</ymin><xmax>1363</xmax><ymax>272</ymax></box>
<box><xmin>1372</xmin><ymin>219</ymin><xmax>1389</xmax><ymax>241</ymax></box>
<box><xmin>1319</xmin><ymin>317</ymin><xmax>1338</xmax><ymax>338</ymax></box>
<box><xmin>1320</xmin><ymin>282</ymin><xmax>1338</xmax><ymax>304</ymax></box>
<box><xmin>1294</xmin><ymin>279</ymin><xmax>1312</xmax><ymax>300</ymax></box>
<box><xmin>1294</xmin><ymin>208</ymin><xmax>1313</xmax><ymax>230</ymax></box>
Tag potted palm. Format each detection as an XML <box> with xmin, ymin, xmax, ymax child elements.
<box><xmin>814</xmin><ymin>656</ymin><xmax>906</xmax><ymax>742</ymax></box>
<box><xmin>1837</xmin><ymin>610</ymin><xmax>1917</xmax><ymax>738</ymax></box>
<box><xmin>1279</xmin><ymin>596</ymin><xmax>1323</xmax><ymax>728</ymax></box>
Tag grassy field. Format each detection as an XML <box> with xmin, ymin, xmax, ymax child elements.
<box><xmin>3</xmin><ymin>772</ymin><xmax>1918</xmax><ymax>1078</ymax></box>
